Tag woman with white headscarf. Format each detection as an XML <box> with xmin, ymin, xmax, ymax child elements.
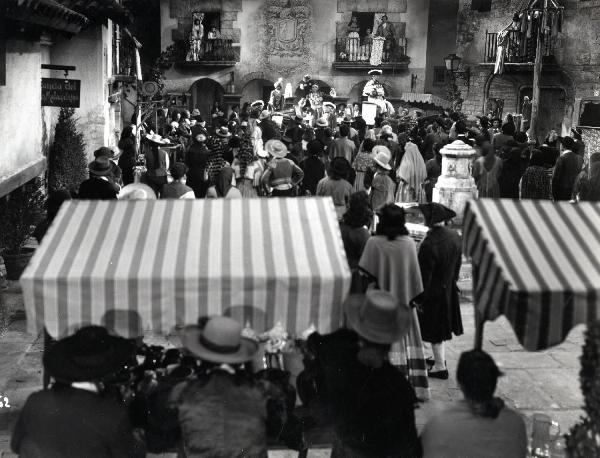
<box><xmin>395</xmin><ymin>139</ymin><xmax>427</xmax><ymax>203</ymax></box>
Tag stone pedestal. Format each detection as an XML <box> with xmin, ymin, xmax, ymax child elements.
<box><xmin>433</xmin><ymin>140</ymin><xmax>478</xmax><ymax>225</ymax></box>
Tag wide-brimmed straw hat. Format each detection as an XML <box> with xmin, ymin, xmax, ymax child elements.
<box><xmin>89</xmin><ymin>157</ymin><xmax>113</xmax><ymax>177</ymax></box>
<box><xmin>118</xmin><ymin>183</ymin><xmax>157</xmax><ymax>200</ymax></box>
<box><xmin>368</xmin><ymin>69</ymin><xmax>382</xmax><ymax>75</ymax></box>
<box><xmin>418</xmin><ymin>202</ymin><xmax>456</xmax><ymax>226</ymax></box>
<box><xmin>345</xmin><ymin>290</ymin><xmax>411</xmax><ymax>344</ymax></box>
<box><xmin>373</xmin><ymin>151</ymin><xmax>391</xmax><ymax>170</ymax></box>
<box><xmin>145</xmin><ymin>133</ymin><xmax>171</xmax><ymax>145</ymax></box>
<box><xmin>323</xmin><ymin>101</ymin><xmax>336</xmax><ymax>111</ymax></box>
<box><xmin>181</xmin><ymin>316</ymin><xmax>258</xmax><ymax>364</ymax></box>
<box><xmin>315</xmin><ymin>117</ymin><xmax>329</xmax><ymax>127</ymax></box>
<box><xmin>215</xmin><ymin>126</ymin><xmax>232</xmax><ymax>138</ymax></box>
<box><xmin>44</xmin><ymin>325</ymin><xmax>134</xmax><ymax>382</ymax></box>
<box><xmin>372</xmin><ymin>145</ymin><xmax>392</xmax><ymax>161</ymax></box>
<box><xmin>265</xmin><ymin>139</ymin><xmax>288</xmax><ymax>158</ymax></box>
<box><xmin>250</xmin><ymin>100</ymin><xmax>265</xmax><ymax>108</ymax></box>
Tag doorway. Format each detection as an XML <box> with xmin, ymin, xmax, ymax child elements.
<box><xmin>190</xmin><ymin>78</ymin><xmax>224</xmax><ymax>120</ymax></box>
<box><xmin>520</xmin><ymin>87</ymin><xmax>566</xmax><ymax>140</ymax></box>
<box><xmin>241</xmin><ymin>78</ymin><xmax>274</xmax><ymax>107</ymax></box>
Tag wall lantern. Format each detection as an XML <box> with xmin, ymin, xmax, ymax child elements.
<box><xmin>444</xmin><ymin>53</ymin><xmax>471</xmax><ymax>91</ymax></box>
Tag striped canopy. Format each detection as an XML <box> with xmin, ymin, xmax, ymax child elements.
<box><xmin>463</xmin><ymin>199</ymin><xmax>600</xmax><ymax>351</ymax></box>
<box><xmin>20</xmin><ymin>198</ymin><xmax>351</xmax><ymax>339</ymax></box>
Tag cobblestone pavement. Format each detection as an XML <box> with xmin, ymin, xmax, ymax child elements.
<box><xmin>0</xmin><ymin>262</ymin><xmax>585</xmax><ymax>457</ymax></box>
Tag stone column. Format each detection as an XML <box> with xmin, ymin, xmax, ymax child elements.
<box><xmin>433</xmin><ymin>140</ymin><xmax>478</xmax><ymax>225</ymax></box>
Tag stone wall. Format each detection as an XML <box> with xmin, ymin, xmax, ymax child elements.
<box><xmin>160</xmin><ymin>0</ymin><xmax>432</xmax><ymax>109</ymax></box>
<box><xmin>455</xmin><ymin>0</ymin><xmax>600</xmax><ymax>133</ymax></box>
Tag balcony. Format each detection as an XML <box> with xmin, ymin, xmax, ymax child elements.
<box><xmin>159</xmin><ymin>39</ymin><xmax>239</xmax><ymax>70</ymax></box>
<box><xmin>484</xmin><ymin>30</ymin><xmax>557</xmax><ymax>67</ymax></box>
<box><xmin>332</xmin><ymin>36</ymin><xmax>410</xmax><ymax>72</ymax></box>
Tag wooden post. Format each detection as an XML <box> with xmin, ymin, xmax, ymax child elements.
<box><xmin>528</xmin><ymin>0</ymin><xmax>547</xmax><ymax>143</ymax></box>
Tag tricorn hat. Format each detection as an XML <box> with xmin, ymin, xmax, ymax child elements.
<box><xmin>418</xmin><ymin>202</ymin><xmax>456</xmax><ymax>227</ymax></box>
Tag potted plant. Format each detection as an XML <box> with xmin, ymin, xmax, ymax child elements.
<box><xmin>566</xmin><ymin>320</ymin><xmax>600</xmax><ymax>457</ymax></box>
<box><xmin>0</xmin><ymin>177</ymin><xmax>45</xmax><ymax>280</ymax></box>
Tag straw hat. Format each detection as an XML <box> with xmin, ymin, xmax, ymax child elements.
<box><xmin>44</xmin><ymin>326</ymin><xmax>134</xmax><ymax>382</ymax></box>
<box><xmin>345</xmin><ymin>290</ymin><xmax>411</xmax><ymax>344</ymax></box>
<box><xmin>118</xmin><ymin>183</ymin><xmax>157</xmax><ymax>200</ymax></box>
<box><xmin>250</xmin><ymin>100</ymin><xmax>265</xmax><ymax>108</ymax></box>
<box><xmin>368</xmin><ymin>69</ymin><xmax>382</xmax><ymax>75</ymax></box>
<box><xmin>145</xmin><ymin>133</ymin><xmax>171</xmax><ymax>145</ymax></box>
<box><xmin>215</xmin><ymin>126</ymin><xmax>232</xmax><ymax>138</ymax></box>
<box><xmin>373</xmin><ymin>150</ymin><xmax>392</xmax><ymax>170</ymax></box>
<box><xmin>265</xmin><ymin>139</ymin><xmax>288</xmax><ymax>158</ymax></box>
<box><xmin>315</xmin><ymin>117</ymin><xmax>329</xmax><ymax>127</ymax></box>
<box><xmin>181</xmin><ymin>316</ymin><xmax>258</xmax><ymax>364</ymax></box>
<box><xmin>323</xmin><ymin>101</ymin><xmax>336</xmax><ymax>111</ymax></box>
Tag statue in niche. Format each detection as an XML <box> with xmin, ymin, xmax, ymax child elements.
<box><xmin>186</xmin><ymin>12</ymin><xmax>204</xmax><ymax>61</ymax></box>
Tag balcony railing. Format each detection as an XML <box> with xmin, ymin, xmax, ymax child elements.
<box><xmin>484</xmin><ymin>30</ymin><xmax>557</xmax><ymax>64</ymax></box>
<box><xmin>334</xmin><ymin>36</ymin><xmax>409</xmax><ymax>65</ymax></box>
<box><xmin>187</xmin><ymin>38</ymin><xmax>236</xmax><ymax>62</ymax></box>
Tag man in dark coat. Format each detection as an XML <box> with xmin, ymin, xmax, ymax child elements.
<box><xmin>78</xmin><ymin>157</ymin><xmax>120</xmax><ymax>199</ymax></box>
<box><xmin>552</xmin><ymin>136</ymin><xmax>584</xmax><ymax>201</ymax></box>
<box><xmin>308</xmin><ymin>290</ymin><xmax>421</xmax><ymax>457</ymax></box>
<box><xmin>416</xmin><ymin>203</ymin><xmax>463</xmax><ymax>380</ymax></box>
<box><xmin>11</xmin><ymin>326</ymin><xmax>143</xmax><ymax>457</ymax></box>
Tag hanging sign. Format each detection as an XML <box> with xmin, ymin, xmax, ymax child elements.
<box><xmin>41</xmin><ymin>78</ymin><xmax>81</xmax><ymax>108</ymax></box>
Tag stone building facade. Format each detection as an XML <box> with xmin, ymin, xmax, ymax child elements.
<box><xmin>453</xmin><ymin>0</ymin><xmax>600</xmax><ymax>142</ymax></box>
<box><xmin>158</xmin><ymin>0</ymin><xmax>450</xmax><ymax>117</ymax></box>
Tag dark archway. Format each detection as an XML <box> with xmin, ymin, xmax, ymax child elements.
<box><xmin>241</xmin><ymin>78</ymin><xmax>275</xmax><ymax>108</ymax></box>
<box><xmin>189</xmin><ymin>78</ymin><xmax>225</xmax><ymax>121</ymax></box>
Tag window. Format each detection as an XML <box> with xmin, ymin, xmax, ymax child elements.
<box><xmin>351</xmin><ymin>12</ymin><xmax>376</xmax><ymax>37</ymax></box>
<box><xmin>433</xmin><ymin>66</ymin><xmax>446</xmax><ymax>86</ymax></box>
<box><xmin>579</xmin><ymin>100</ymin><xmax>600</xmax><ymax>128</ymax></box>
<box><xmin>195</xmin><ymin>12</ymin><xmax>220</xmax><ymax>40</ymax></box>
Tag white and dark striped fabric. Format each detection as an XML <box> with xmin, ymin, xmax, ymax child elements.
<box><xmin>463</xmin><ymin>199</ymin><xmax>600</xmax><ymax>350</ymax></box>
<box><xmin>20</xmin><ymin>198</ymin><xmax>351</xmax><ymax>338</ymax></box>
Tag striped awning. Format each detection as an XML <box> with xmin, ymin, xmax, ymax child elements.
<box><xmin>400</xmin><ymin>93</ymin><xmax>452</xmax><ymax>109</ymax></box>
<box><xmin>463</xmin><ymin>199</ymin><xmax>600</xmax><ymax>350</ymax></box>
<box><xmin>20</xmin><ymin>198</ymin><xmax>351</xmax><ymax>339</ymax></box>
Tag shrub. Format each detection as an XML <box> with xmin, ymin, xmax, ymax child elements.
<box><xmin>0</xmin><ymin>178</ymin><xmax>45</xmax><ymax>254</ymax></box>
<box><xmin>48</xmin><ymin>107</ymin><xmax>87</xmax><ymax>196</ymax></box>
<box><xmin>566</xmin><ymin>320</ymin><xmax>600</xmax><ymax>457</ymax></box>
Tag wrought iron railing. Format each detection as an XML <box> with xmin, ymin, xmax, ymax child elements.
<box><xmin>484</xmin><ymin>30</ymin><xmax>556</xmax><ymax>64</ymax></box>
<box><xmin>187</xmin><ymin>38</ymin><xmax>236</xmax><ymax>62</ymax></box>
<box><xmin>334</xmin><ymin>36</ymin><xmax>408</xmax><ymax>63</ymax></box>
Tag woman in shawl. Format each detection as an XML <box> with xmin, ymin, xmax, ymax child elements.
<box><xmin>472</xmin><ymin>138</ymin><xmax>502</xmax><ymax>198</ymax></box>
<box><xmin>358</xmin><ymin>204</ymin><xmax>430</xmax><ymax>400</ymax></box>
<box><xmin>118</xmin><ymin>126</ymin><xmax>137</xmax><ymax>186</ymax></box>
<box><xmin>416</xmin><ymin>203</ymin><xmax>462</xmax><ymax>380</ymax></box>
<box><xmin>395</xmin><ymin>139</ymin><xmax>427</xmax><ymax>203</ymax></box>
<box><xmin>519</xmin><ymin>150</ymin><xmax>551</xmax><ymax>200</ymax></box>
<box><xmin>206</xmin><ymin>167</ymin><xmax>242</xmax><ymax>199</ymax></box>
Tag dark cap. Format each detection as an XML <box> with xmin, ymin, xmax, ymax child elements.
<box><xmin>93</xmin><ymin>147</ymin><xmax>115</xmax><ymax>159</ymax></box>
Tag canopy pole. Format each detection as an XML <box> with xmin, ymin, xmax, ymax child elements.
<box><xmin>472</xmin><ymin>264</ymin><xmax>484</xmax><ymax>349</ymax></box>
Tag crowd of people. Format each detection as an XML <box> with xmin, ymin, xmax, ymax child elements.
<box><xmin>72</xmin><ymin>96</ymin><xmax>599</xmax><ymax>210</ymax></box>
<box><xmin>20</xmin><ymin>85</ymin><xmax>599</xmax><ymax>456</ymax></box>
